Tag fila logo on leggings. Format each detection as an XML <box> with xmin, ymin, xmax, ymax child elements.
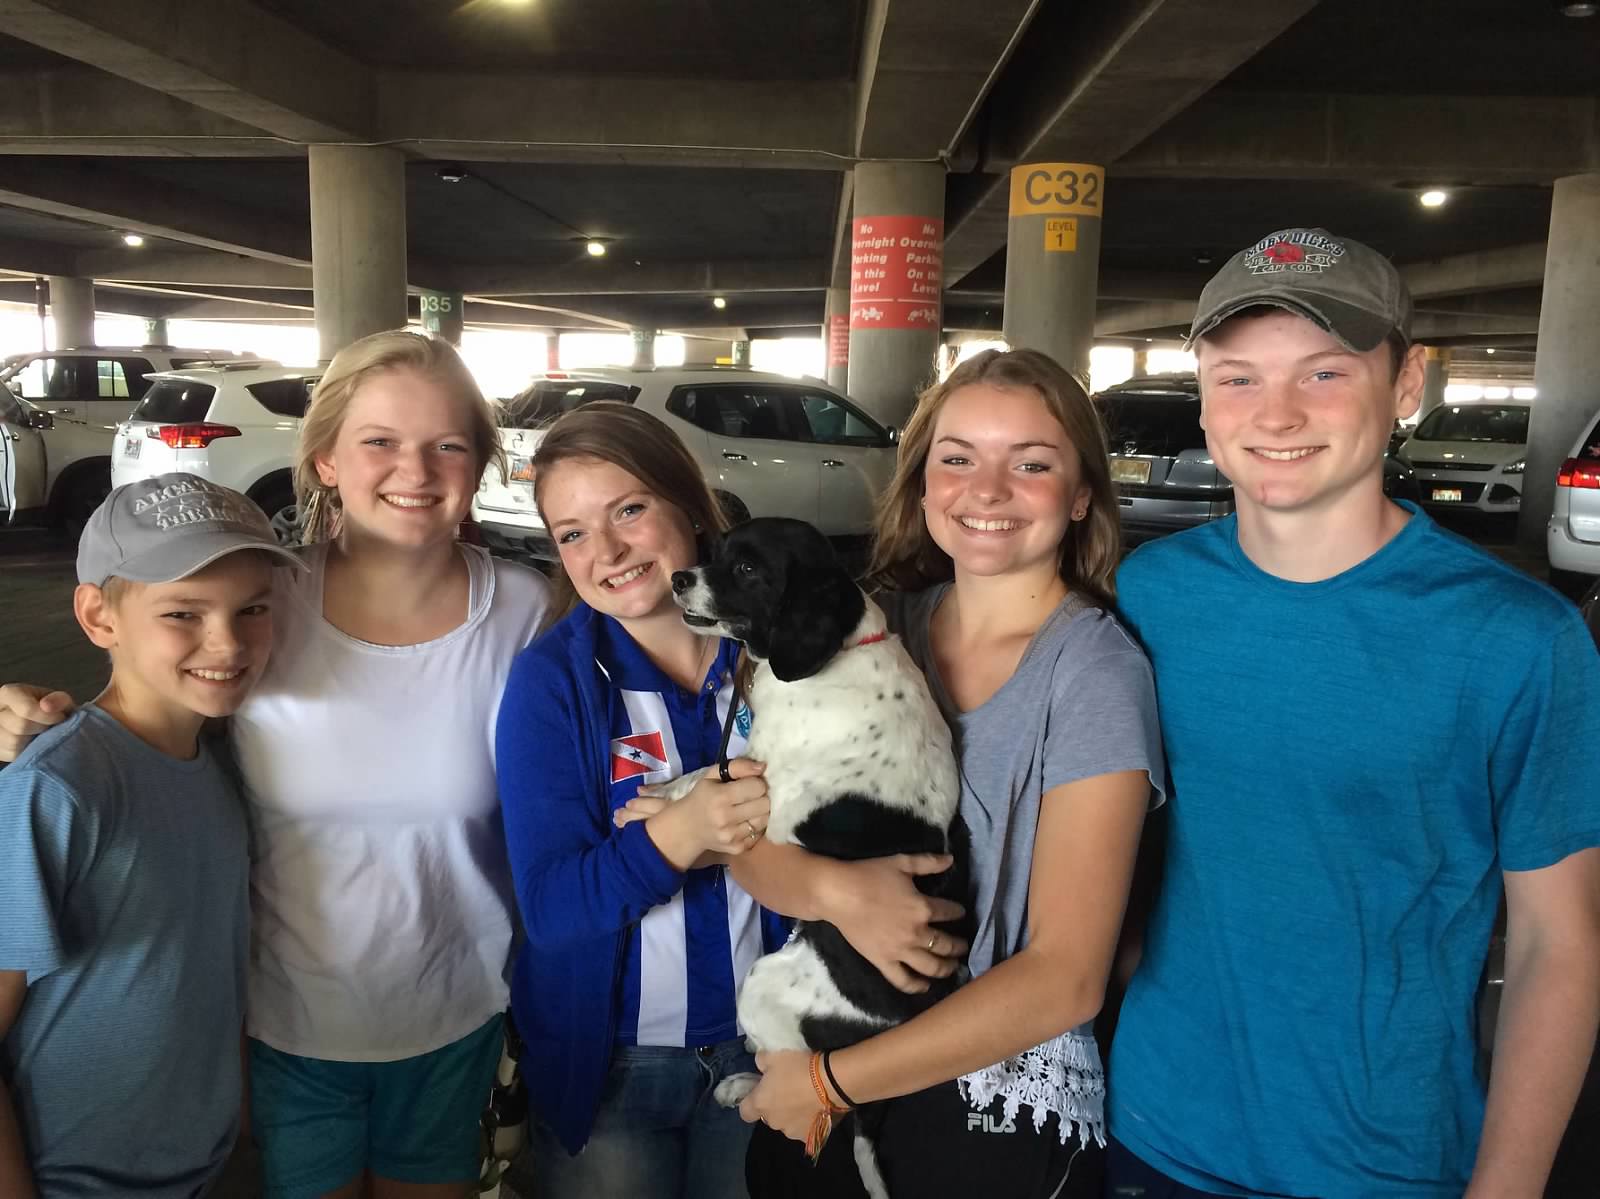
<box><xmin>965</xmin><ymin>1112</ymin><xmax>1018</xmax><ymax>1133</ymax></box>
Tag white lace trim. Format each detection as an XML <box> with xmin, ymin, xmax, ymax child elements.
<box><xmin>957</xmin><ymin>1029</ymin><xmax>1105</xmax><ymax>1148</ymax></box>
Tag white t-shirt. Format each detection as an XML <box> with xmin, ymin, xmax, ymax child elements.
<box><xmin>234</xmin><ymin>542</ymin><xmax>552</xmax><ymax>1061</ymax></box>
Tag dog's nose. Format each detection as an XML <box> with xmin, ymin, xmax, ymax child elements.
<box><xmin>671</xmin><ymin>570</ymin><xmax>695</xmax><ymax>594</ymax></box>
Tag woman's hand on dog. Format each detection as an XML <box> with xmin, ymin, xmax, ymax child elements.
<box><xmin>824</xmin><ymin>854</ymin><xmax>968</xmax><ymax>994</ymax></box>
<box><xmin>623</xmin><ymin>758</ymin><xmax>770</xmax><ymax>872</ymax></box>
<box><xmin>737</xmin><ymin>1049</ymin><xmax>818</xmax><ymax>1141</ymax></box>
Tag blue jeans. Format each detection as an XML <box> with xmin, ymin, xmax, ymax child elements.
<box><xmin>529</xmin><ymin>1039</ymin><xmax>755</xmax><ymax>1199</ymax></box>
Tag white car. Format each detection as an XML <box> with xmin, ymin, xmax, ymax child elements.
<box><xmin>111</xmin><ymin>364</ymin><xmax>319</xmax><ymax>541</ymax></box>
<box><xmin>1546</xmin><ymin>404</ymin><xmax>1600</xmax><ymax>587</ymax></box>
<box><xmin>473</xmin><ymin>367</ymin><xmax>898</xmax><ymax>561</ymax></box>
<box><xmin>1</xmin><ymin>382</ymin><xmax>48</xmax><ymax>523</ymax></box>
<box><xmin>1396</xmin><ymin>401</ymin><xmax>1530</xmax><ymax>514</ymax></box>
<box><xmin>0</xmin><ymin>345</ymin><xmax>265</xmax><ymax>528</ymax></box>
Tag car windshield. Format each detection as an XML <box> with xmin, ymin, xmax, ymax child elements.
<box><xmin>1414</xmin><ymin>405</ymin><xmax>1529</xmax><ymax>444</ymax></box>
<box><xmin>1096</xmin><ymin>393</ymin><xmax>1208</xmax><ymax>457</ymax></box>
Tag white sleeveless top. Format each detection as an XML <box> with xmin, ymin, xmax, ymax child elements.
<box><xmin>235</xmin><ymin>543</ymin><xmax>552</xmax><ymax>1061</ymax></box>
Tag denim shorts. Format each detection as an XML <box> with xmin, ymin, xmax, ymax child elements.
<box><xmin>248</xmin><ymin>1014</ymin><xmax>503</xmax><ymax>1198</ymax></box>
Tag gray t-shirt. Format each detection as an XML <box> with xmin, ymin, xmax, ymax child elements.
<box><xmin>881</xmin><ymin>585</ymin><xmax>1166</xmax><ymax>977</ymax></box>
<box><xmin>0</xmin><ymin>705</ymin><xmax>249</xmax><ymax>1199</ymax></box>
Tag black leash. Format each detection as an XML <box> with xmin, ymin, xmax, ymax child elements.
<box><xmin>716</xmin><ymin>664</ymin><xmax>742</xmax><ymax>782</ymax></box>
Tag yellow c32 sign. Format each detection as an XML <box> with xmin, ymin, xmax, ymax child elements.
<box><xmin>1009</xmin><ymin>163</ymin><xmax>1105</xmax><ymax>217</ymax></box>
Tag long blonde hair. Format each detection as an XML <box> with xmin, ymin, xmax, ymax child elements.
<box><xmin>867</xmin><ymin>348</ymin><xmax>1122</xmax><ymax>605</ymax></box>
<box><xmin>293</xmin><ymin>330</ymin><xmax>506</xmax><ymax>544</ymax></box>
<box><xmin>531</xmin><ymin>401</ymin><xmax>730</xmax><ymax>616</ymax></box>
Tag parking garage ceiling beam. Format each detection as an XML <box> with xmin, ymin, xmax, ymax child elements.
<box><xmin>0</xmin><ymin>66</ymin><xmax>293</xmax><ymax>156</ymax></box>
<box><xmin>1400</xmin><ymin>243</ymin><xmax>1547</xmax><ymax>301</ymax></box>
<box><xmin>0</xmin><ymin>0</ymin><xmax>371</xmax><ymax>143</ymax></box>
<box><xmin>942</xmin><ymin>0</ymin><xmax>1320</xmax><ymax>282</ymax></box>
<box><xmin>1114</xmin><ymin>93</ymin><xmax>1600</xmax><ymax>185</ymax></box>
<box><xmin>853</xmin><ymin>0</ymin><xmax>1039</xmax><ymax>159</ymax></box>
<box><xmin>0</xmin><ymin>159</ymin><xmax>312</xmax><ymax>265</ymax></box>
<box><xmin>460</xmin><ymin>259</ymin><xmax>827</xmax><ymax>298</ymax></box>
<box><xmin>74</xmin><ymin>250</ymin><xmax>313</xmax><ymax>290</ymax></box>
<box><xmin>376</xmin><ymin>73</ymin><xmax>852</xmax><ymax>170</ymax></box>
<box><xmin>0</xmin><ymin>234</ymin><xmax>76</xmax><ymax>278</ymax></box>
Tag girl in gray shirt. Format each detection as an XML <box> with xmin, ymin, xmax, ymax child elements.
<box><xmin>739</xmin><ymin>349</ymin><xmax>1165</xmax><ymax>1198</ymax></box>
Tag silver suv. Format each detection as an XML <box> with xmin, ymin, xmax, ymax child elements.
<box><xmin>1095</xmin><ymin>374</ymin><xmax>1233</xmax><ymax>544</ymax></box>
<box><xmin>473</xmin><ymin>367</ymin><xmax>898</xmax><ymax>562</ymax></box>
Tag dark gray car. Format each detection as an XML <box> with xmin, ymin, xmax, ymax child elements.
<box><xmin>1095</xmin><ymin>374</ymin><xmax>1233</xmax><ymax>544</ymax></box>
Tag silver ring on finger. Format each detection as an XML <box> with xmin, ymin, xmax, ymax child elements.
<box><xmin>744</xmin><ymin>819</ymin><xmax>757</xmax><ymax>839</ymax></box>
<box><xmin>925</xmin><ymin>934</ymin><xmax>937</xmax><ymax>953</ymax></box>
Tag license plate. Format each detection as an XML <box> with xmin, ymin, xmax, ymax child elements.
<box><xmin>508</xmin><ymin>455</ymin><xmax>534</xmax><ymax>483</ymax></box>
<box><xmin>1431</xmin><ymin>487</ymin><xmax>1463</xmax><ymax>502</ymax></box>
<box><xmin>122</xmin><ymin>436</ymin><xmax>140</xmax><ymax>459</ymax></box>
<box><xmin>1111</xmin><ymin>459</ymin><xmax>1152</xmax><ymax>484</ymax></box>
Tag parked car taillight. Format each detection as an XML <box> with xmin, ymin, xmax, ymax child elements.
<box><xmin>156</xmin><ymin>423</ymin><xmax>242</xmax><ymax>449</ymax></box>
<box><xmin>1556</xmin><ymin>458</ymin><xmax>1600</xmax><ymax>489</ymax></box>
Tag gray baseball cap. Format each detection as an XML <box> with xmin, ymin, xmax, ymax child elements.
<box><xmin>77</xmin><ymin>472</ymin><xmax>305</xmax><ymax>586</ymax></box>
<box><xmin>1188</xmin><ymin>228</ymin><xmax>1413</xmax><ymax>353</ymax></box>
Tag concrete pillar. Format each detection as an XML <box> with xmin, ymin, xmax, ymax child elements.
<box><xmin>143</xmin><ymin>317</ymin><xmax>169</xmax><ymax>345</ymax></box>
<box><xmin>48</xmin><ymin>276</ymin><xmax>95</xmax><ymax>347</ymax></box>
<box><xmin>823</xmin><ymin>286</ymin><xmax>849</xmax><ymax>391</ymax></box>
<box><xmin>1002</xmin><ymin>162</ymin><xmax>1106</xmax><ymax>385</ymax></box>
<box><xmin>1521</xmin><ymin>173</ymin><xmax>1600</xmax><ymax>549</ymax></box>
<box><xmin>732</xmin><ymin>340</ymin><xmax>752</xmax><ymax>368</ymax></box>
<box><xmin>1420</xmin><ymin>346</ymin><xmax>1451</xmax><ymax>417</ymax></box>
<box><xmin>545</xmin><ymin>334</ymin><xmax>562</xmax><ymax>372</ymax></box>
<box><xmin>1132</xmin><ymin>346</ymin><xmax>1151</xmax><ymax>377</ymax></box>
<box><xmin>631</xmin><ymin>328</ymin><xmax>656</xmax><ymax>369</ymax></box>
<box><xmin>847</xmin><ymin>161</ymin><xmax>945</xmax><ymax>427</ymax></box>
<box><xmin>418</xmin><ymin>290</ymin><xmax>463</xmax><ymax>346</ymax></box>
<box><xmin>309</xmin><ymin>145</ymin><xmax>407</xmax><ymax>364</ymax></box>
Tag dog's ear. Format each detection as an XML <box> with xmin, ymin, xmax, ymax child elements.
<box><xmin>766</xmin><ymin>563</ymin><xmax>866</xmax><ymax>682</ymax></box>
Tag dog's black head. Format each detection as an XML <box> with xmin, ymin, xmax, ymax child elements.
<box><xmin>671</xmin><ymin>517</ymin><xmax>865</xmax><ymax>682</ymax></box>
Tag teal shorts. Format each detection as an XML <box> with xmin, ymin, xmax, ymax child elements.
<box><xmin>248</xmin><ymin>1014</ymin><xmax>503</xmax><ymax>1198</ymax></box>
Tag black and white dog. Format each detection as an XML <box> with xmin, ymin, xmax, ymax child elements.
<box><xmin>660</xmin><ymin>517</ymin><xmax>969</xmax><ymax>1198</ymax></box>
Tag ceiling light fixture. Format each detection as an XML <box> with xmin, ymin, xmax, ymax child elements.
<box><xmin>585</xmin><ymin>239</ymin><xmax>607</xmax><ymax>257</ymax></box>
<box><xmin>1485</xmin><ymin>347</ymin><xmax>1496</xmax><ymax>354</ymax></box>
<box><xmin>1557</xmin><ymin>2</ymin><xmax>1597</xmax><ymax>17</ymax></box>
<box><xmin>122</xmin><ymin>232</ymin><xmax>145</xmax><ymax>247</ymax></box>
<box><xmin>712</xmin><ymin>296</ymin><xmax>727</xmax><ymax>309</ymax></box>
<box><xmin>1419</xmin><ymin>189</ymin><xmax>1449</xmax><ymax>208</ymax></box>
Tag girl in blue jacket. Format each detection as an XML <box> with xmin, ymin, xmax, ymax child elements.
<box><xmin>496</xmin><ymin>402</ymin><xmax>967</xmax><ymax>1199</ymax></box>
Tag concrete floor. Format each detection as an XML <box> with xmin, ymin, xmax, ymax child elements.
<box><xmin>0</xmin><ymin>514</ymin><xmax>1593</xmax><ymax>1196</ymax></box>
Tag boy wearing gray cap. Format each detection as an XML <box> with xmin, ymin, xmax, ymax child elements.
<box><xmin>1105</xmin><ymin>231</ymin><xmax>1600</xmax><ymax>1196</ymax></box>
<box><xmin>0</xmin><ymin>473</ymin><xmax>301</xmax><ymax>1198</ymax></box>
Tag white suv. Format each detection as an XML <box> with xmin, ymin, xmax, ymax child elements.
<box><xmin>1</xmin><ymin>382</ymin><xmax>48</xmax><ymax>522</ymax></box>
<box><xmin>1547</xmin><ymin>404</ymin><xmax>1600</xmax><ymax>588</ymax></box>
<box><xmin>1395</xmin><ymin>401</ymin><xmax>1530</xmax><ymax>514</ymax></box>
<box><xmin>473</xmin><ymin>367</ymin><xmax>898</xmax><ymax>561</ymax></box>
<box><xmin>0</xmin><ymin>345</ymin><xmax>264</xmax><ymax>528</ymax></box>
<box><xmin>111</xmin><ymin>364</ymin><xmax>319</xmax><ymax>541</ymax></box>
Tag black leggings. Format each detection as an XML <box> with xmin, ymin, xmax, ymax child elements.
<box><xmin>745</xmin><ymin>1079</ymin><xmax>1102</xmax><ymax>1198</ymax></box>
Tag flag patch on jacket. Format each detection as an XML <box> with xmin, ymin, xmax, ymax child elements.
<box><xmin>611</xmin><ymin>730</ymin><xmax>670</xmax><ymax>782</ymax></box>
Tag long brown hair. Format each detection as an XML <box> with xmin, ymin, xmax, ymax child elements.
<box><xmin>531</xmin><ymin>401</ymin><xmax>729</xmax><ymax>616</ymax></box>
<box><xmin>867</xmin><ymin>348</ymin><xmax>1122</xmax><ymax>605</ymax></box>
<box><xmin>293</xmin><ymin>330</ymin><xmax>506</xmax><ymax>544</ymax></box>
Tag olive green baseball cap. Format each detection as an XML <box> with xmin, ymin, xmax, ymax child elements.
<box><xmin>1188</xmin><ymin>227</ymin><xmax>1413</xmax><ymax>353</ymax></box>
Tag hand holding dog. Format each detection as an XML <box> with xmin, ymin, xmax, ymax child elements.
<box><xmin>826</xmin><ymin>854</ymin><xmax>968</xmax><ymax>995</ymax></box>
<box><xmin>737</xmin><ymin>1049</ymin><xmax>821</xmax><ymax>1142</ymax></box>
<box><xmin>0</xmin><ymin>683</ymin><xmax>74</xmax><ymax>761</ymax></box>
<box><xmin>627</xmin><ymin>758</ymin><xmax>770</xmax><ymax>872</ymax></box>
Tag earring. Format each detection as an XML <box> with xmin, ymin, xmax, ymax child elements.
<box><xmin>1072</xmin><ymin>506</ymin><xmax>1087</xmax><ymax>521</ymax></box>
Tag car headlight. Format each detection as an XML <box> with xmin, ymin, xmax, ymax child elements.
<box><xmin>1501</xmin><ymin>458</ymin><xmax>1526</xmax><ymax>474</ymax></box>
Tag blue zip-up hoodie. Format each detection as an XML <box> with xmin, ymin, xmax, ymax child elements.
<box><xmin>495</xmin><ymin>602</ymin><xmax>787</xmax><ymax>1155</ymax></box>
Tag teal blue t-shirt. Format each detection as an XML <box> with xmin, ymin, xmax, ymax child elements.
<box><xmin>1108</xmin><ymin>507</ymin><xmax>1600</xmax><ymax>1197</ymax></box>
<box><xmin>0</xmin><ymin>705</ymin><xmax>249</xmax><ymax>1198</ymax></box>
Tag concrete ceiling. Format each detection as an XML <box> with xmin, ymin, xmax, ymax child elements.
<box><xmin>0</xmin><ymin>0</ymin><xmax>1592</xmax><ymax>340</ymax></box>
